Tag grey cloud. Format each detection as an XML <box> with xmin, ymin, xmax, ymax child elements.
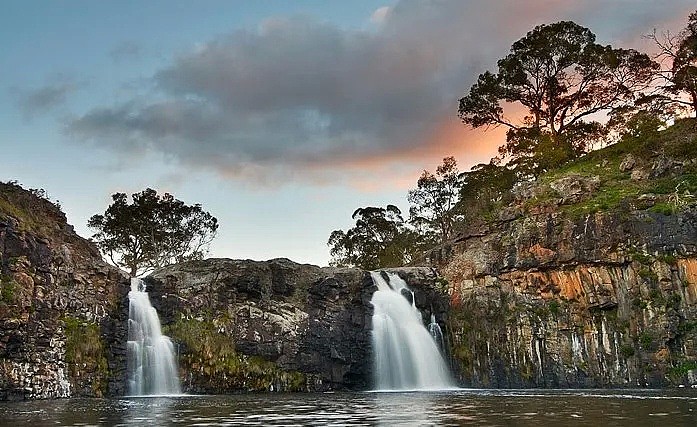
<box><xmin>15</xmin><ymin>80</ymin><xmax>80</xmax><ymax>120</ymax></box>
<box><xmin>66</xmin><ymin>0</ymin><xmax>695</xmax><ymax>181</ymax></box>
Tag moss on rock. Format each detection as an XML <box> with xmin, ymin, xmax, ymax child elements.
<box><xmin>165</xmin><ymin>316</ymin><xmax>307</xmax><ymax>393</ymax></box>
<box><xmin>63</xmin><ymin>316</ymin><xmax>109</xmax><ymax>397</ymax></box>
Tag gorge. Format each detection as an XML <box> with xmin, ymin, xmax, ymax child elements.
<box><xmin>1</xmin><ymin>174</ymin><xmax>697</xmax><ymax>399</ymax></box>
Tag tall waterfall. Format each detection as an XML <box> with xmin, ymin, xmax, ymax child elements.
<box><xmin>370</xmin><ymin>272</ymin><xmax>454</xmax><ymax>391</ymax></box>
<box><xmin>127</xmin><ymin>278</ymin><xmax>181</xmax><ymax>396</ymax></box>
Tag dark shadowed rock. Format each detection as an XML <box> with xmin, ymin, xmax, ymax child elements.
<box><xmin>146</xmin><ymin>260</ymin><xmax>449</xmax><ymax>392</ymax></box>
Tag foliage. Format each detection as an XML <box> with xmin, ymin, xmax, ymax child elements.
<box><xmin>407</xmin><ymin>157</ymin><xmax>462</xmax><ymax>244</ymax></box>
<box><xmin>620</xmin><ymin>344</ymin><xmax>636</xmax><ymax>358</ymax></box>
<box><xmin>0</xmin><ymin>275</ymin><xmax>16</xmax><ymax>304</ymax></box>
<box><xmin>455</xmin><ymin>160</ymin><xmax>518</xmax><ymax>223</ymax></box>
<box><xmin>165</xmin><ymin>317</ymin><xmax>306</xmax><ymax>392</ymax></box>
<box><xmin>547</xmin><ymin>300</ymin><xmax>561</xmax><ymax>316</ymax></box>
<box><xmin>638</xmin><ymin>330</ymin><xmax>656</xmax><ymax>350</ymax></box>
<box><xmin>612</xmin><ymin>110</ymin><xmax>665</xmax><ymax>157</ymax></box>
<box><xmin>668</xmin><ymin>360</ymin><xmax>697</xmax><ymax>383</ymax></box>
<box><xmin>638</xmin><ymin>267</ymin><xmax>658</xmax><ymax>282</ymax></box>
<box><xmin>0</xmin><ymin>180</ymin><xmax>65</xmax><ymax>235</ymax></box>
<box><xmin>459</xmin><ymin>21</ymin><xmax>656</xmax><ymax>175</ymax></box>
<box><xmin>64</xmin><ymin>317</ymin><xmax>109</xmax><ymax>396</ymax></box>
<box><xmin>328</xmin><ymin>205</ymin><xmax>424</xmax><ymax>270</ymax></box>
<box><xmin>88</xmin><ymin>188</ymin><xmax>218</xmax><ymax>276</ymax></box>
<box><xmin>646</xmin><ymin>10</ymin><xmax>697</xmax><ymax>116</ymax></box>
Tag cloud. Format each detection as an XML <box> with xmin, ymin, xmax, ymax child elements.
<box><xmin>66</xmin><ymin>0</ymin><xmax>696</xmax><ymax>186</ymax></box>
<box><xmin>110</xmin><ymin>40</ymin><xmax>143</xmax><ymax>62</ymax></box>
<box><xmin>370</xmin><ymin>6</ymin><xmax>391</xmax><ymax>25</ymax></box>
<box><xmin>14</xmin><ymin>78</ymin><xmax>81</xmax><ymax>120</ymax></box>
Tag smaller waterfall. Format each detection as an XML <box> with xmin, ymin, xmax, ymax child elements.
<box><xmin>371</xmin><ymin>272</ymin><xmax>454</xmax><ymax>391</ymax></box>
<box><xmin>427</xmin><ymin>313</ymin><xmax>445</xmax><ymax>354</ymax></box>
<box><xmin>127</xmin><ymin>278</ymin><xmax>181</xmax><ymax>396</ymax></box>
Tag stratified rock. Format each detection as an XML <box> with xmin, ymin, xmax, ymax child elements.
<box><xmin>0</xmin><ymin>182</ymin><xmax>129</xmax><ymax>400</ymax></box>
<box><xmin>443</xmin><ymin>206</ymin><xmax>697</xmax><ymax>388</ymax></box>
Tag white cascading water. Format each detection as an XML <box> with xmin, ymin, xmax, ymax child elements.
<box><xmin>127</xmin><ymin>278</ymin><xmax>181</xmax><ymax>396</ymax></box>
<box><xmin>428</xmin><ymin>313</ymin><xmax>445</xmax><ymax>354</ymax></box>
<box><xmin>370</xmin><ymin>272</ymin><xmax>454</xmax><ymax>391</ymax></box>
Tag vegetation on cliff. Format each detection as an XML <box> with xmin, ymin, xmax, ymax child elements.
<box><xmin>1</xmin><ymin>182</ymin><xmax>129</xmax><ymax>399</ymax></box>
<box><xmin>0</xmin><ymin>181</ymin><xmax>65</xmax><ymax>237</ymax></box>
<box><xmin>88</xmin><ymin>188</ymin><xmax>219</xmax><ymax>276</ymax></box>
<box><xmin>165</xmin><ymin>315</ymin><xmax>307</xmax><ymax>392</ymax></box>
<box><xmin>326</xmin><ymin>13</ymin><xmax>697</xmax><ymax>388</ymax></box>
<box><xmin>63</xmin><ymin>316</ymin><xmax>109</xmax><ymax>397</ymax></box>
<box><xmin>329</xmin><ymin>12</ymin><xmax>697</xmax><ymax>271</ymax></box>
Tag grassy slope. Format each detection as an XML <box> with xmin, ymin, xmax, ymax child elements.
<box><xmin>519</xmin><ymin>118</ymin><xmax>697</xmax><ymax>218</ymax></box>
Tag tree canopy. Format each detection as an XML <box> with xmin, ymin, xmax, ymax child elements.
<box><xmin>327</xmin><ymin>205</ymin><xmax>422</xmax><ymax>270</ymax></box>
<box><xmin>459</xmin><ymin>21</ymin><xmax>657</xmax><ymax>175</ymax></box>
<box><xmin>408</xmin><ymin>156</ymin><xmax>462</xmax><ymax>244</ymax></box>
<box><xmin>647</xmin><ymin>10</ymin><xmax>697</xmax><ymax>116</ymax></box>
<box><xmin>88</xmin><ymin>188</ymin><xmax>218</xmax><ymax>276</ymax></box>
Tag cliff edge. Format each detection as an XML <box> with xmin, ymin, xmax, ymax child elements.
<box><xmin>441</xmin><ymin>118</ymin><xmax>697</xmax><ymax>387</ymax></box>
<box><xmin>0</xmin><ymin>182</ymin><xmax>129</xmax><ymax>400</ymax></box>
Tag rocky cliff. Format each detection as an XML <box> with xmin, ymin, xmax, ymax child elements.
<box><xmin>146</xmin><ymin>260</ymin><xmax>449</xmax><ymax>392</ymax></box>
<box><xmin>0</xmin><ymin>182</ymin><xmax>129</xmax><ymax>400</ymax></box>
<box><xmin>440</xmin><ymin>122</ymin><xmax>697</xmax><ymax>387</ymax></box>
<box><xmin>0</xmin><ymin>181</ymin><xmax>451</xmax><ymax>398</ymax></box>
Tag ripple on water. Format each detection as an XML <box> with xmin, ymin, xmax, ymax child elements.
<box><xmin>0</xmin><ymin>390</ymin><xmax>695</xmax><ymax>426</ymax></box>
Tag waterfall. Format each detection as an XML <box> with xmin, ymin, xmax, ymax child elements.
<box><xmin>370</xmin><ymin>272</ymin><xmax>454</xmax><ymax>391</ymax></box>
<box><xmin>127</xmin><ymin>278</ymin><xmax>181</xmax><ymax>396</ymax></box>
<box><xmin>427</xmin><ymin>313</ymin><xmax>445</xmax><ymax>354</ymax></box>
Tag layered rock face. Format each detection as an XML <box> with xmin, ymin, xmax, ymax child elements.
<box><xmin>442</xmin><ymin>206</ymin><xmax>697</xmax><ymax>387</ymax></box>
<box><xmin>0</xmin><ymin>183</ymin><xmax>129</xmax><ymax>400</ymax></box>
<box><xmin>146</xmin><ymin>260</ymin><xmax>448</xmax><ymax>392</ymax></box>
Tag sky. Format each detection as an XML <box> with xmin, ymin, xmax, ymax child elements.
<box><xmin>1</xmin><ymin>0</ymin><xmax>695</xmax><ymax>267</ymax></box>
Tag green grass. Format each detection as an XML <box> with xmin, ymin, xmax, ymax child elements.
<box><xmin>514</xmin><ymin>118</ymin><xmax>697</xmax><ymax>220</ymax></box>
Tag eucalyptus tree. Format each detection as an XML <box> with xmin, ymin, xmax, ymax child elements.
<box><xmin>88</xmin><ymin>188</ymin><xmax>218</xmax><ymax>276</ymax></box>
<box><xmin>328</xmin><ymin>205</ymin><xmax>421</xmax><ymax>270</ymax></box>
<box><xmin>646</xmin><ymin>10</ymin><xmax>697</xmax><ymax>116</ymax></box>
<box><xmin>459</xmin><ymin>21</ymin><xmax>657</xmax><ymax>175</ymax></box>
<box><xmin>408</xmin><ymin>156</ymin><xmax>462</xmax><ymax>244</ymax></box>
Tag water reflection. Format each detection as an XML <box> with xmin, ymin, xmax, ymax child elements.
<box><xmin>0</xmin><ymin>389</ymin><xmax>696</xmax><ymax>426</ymax></box>
<box><xmin>373</xmin><ymin>391</ymin><xmax>443</xmax><ymax>426</ymax></box>
<box><xmin>119</xmin><ymin>397</ymin><xmax>174</xmax><ymax>426</ymax></box>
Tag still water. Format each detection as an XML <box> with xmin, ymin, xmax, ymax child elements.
<box><xmin>1</xmin><ymin>389</ymin><xmax>696</xmax><ymax>426</ymax></box>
